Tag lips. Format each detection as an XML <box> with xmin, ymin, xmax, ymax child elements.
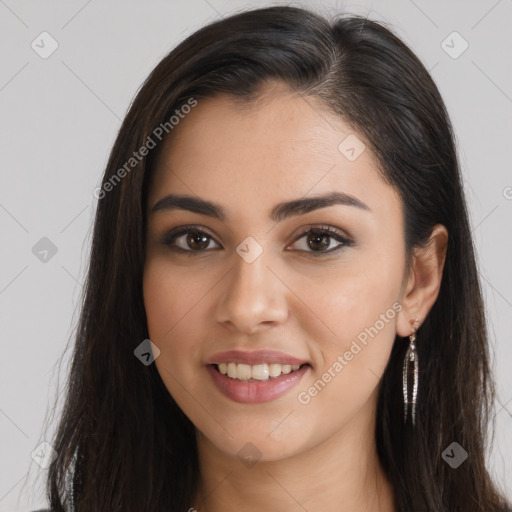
<box><xmin>205</xmin><ymin>349</ymin><xmax>311</xmax><ymax>403</ymax></box>
<box><xmin>207</xmin><ymin>363</ymin><xmax>309</xmax><ymax>403</ymax></box>
<box><xmin>206</xmin><ymin>349</ymin><xmax>310</xmax><ymax>366</ymax></box>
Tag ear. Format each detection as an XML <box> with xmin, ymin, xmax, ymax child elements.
<box><xmin>396</xmin><ymin>224</ymin><xmax>449</xmax><ymax>337</ymax></box>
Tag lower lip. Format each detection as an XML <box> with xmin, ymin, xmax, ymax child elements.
<box><xmin>206</xmin><ymin>364</ymin><xmax>310</xmax><ymax>403</ymax></box>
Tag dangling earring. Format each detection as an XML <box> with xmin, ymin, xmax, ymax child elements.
<box><xmin>403</xmin><ymin>318</ymin><xmax>419</xmax><ymax>426</ymax></box>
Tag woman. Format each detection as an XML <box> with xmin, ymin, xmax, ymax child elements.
<box><xmin>40</xmin><ymin>5</ymin><xmax>511</xmax><ymax>511</ymax></box>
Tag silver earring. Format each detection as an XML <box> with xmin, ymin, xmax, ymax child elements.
<box><xmin>403</xmin><ymin>318</ymin><xmax>419</xmax><ymax>426</ymax></box>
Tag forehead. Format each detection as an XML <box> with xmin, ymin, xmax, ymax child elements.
<box><xmin>148</xmin><ymin>85</ymin><xmax>399</xmax><ymax>222</ymax></box>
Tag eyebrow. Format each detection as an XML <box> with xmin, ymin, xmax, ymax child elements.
<box><xmin>150</xmin><ymin>191</ymin><xmax>371</xmax><ymax>222</ymax></box>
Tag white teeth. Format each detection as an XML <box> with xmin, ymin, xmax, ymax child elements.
<box><xmin>227</xmin><ymin>362</ymin><xmax>237</xmax><ymax>378</ymax></box>
<box><xmin>236</xmin><ymin>363</ymin><xmax>252</xmax><ymax>381</ymax></box>
<box><xmin>251</xmin><ymin>364</ymin><xmax>269</xmax><ymax>381</ymax></box>
<box><xmin>268</xmin><ymin>363</ymin><xmax>282</xmax><ymax>378</ymax></box>
<box><xmin>216</xmin><ymin>362</ymin><xmax>304</xmax><ymax>381</ymax></box>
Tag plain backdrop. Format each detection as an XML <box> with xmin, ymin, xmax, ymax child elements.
<box><xmin>0</xmin><ymin>0</ymin><xmax>511</xmax><ymax>510</ymax></box>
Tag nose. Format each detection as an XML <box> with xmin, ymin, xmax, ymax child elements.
<box><xmin>214</xmin><ymin>248</ymin><xmax>288</xmax><ymax>335</ymax></box>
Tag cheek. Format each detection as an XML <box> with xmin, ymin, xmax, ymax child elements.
<box><xmin>144</xmin><ymin>258</ymin><xmax>203</xmax><ymax>339</ymax></box>
<box><xmin>292</xmin><ymin>281</ymin><xmax>399</xmax><ymax>439</ymax></box>
<box><xmin>142</xmin><ymin>259</ymin><xmax>205</xmax><ymax>369</ymax></box>
<box><xmin>291</xmin><ymin>251</ymin><xmax>404</xmax><ymax>349</ymax></box>
<box><xmin>143</xmin><ymin>261</ymin><xmax>206</xmax><ymax>414</ymax></box>
<box><xmin>289</xmin><ymin>241</ymin><xmax>404</xmax><ymax>407</ymax></box>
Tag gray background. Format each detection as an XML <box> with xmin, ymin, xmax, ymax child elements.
<box><xmin>0</xmin><ymin>0</ymin><xmax>511</xmax><ymax>509</ymax></box>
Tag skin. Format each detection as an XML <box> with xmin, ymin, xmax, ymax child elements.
<box><xmin>143</xmin><ymin>82</ymin><xmax>448</xmax><ymax>512</ymax></box>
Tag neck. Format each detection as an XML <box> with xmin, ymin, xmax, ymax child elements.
<box><xmin>191</xmin><ymin>397</ymin><xmax>395</xmax><ymax>512</ymax></box>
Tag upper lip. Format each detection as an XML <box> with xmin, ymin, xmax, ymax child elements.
<box><xmin>206</xmin><ymin>350</ymin><xmax>310</xmax><ymax>366</ymax></box>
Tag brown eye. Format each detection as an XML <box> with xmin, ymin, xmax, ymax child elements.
<box><xmin>160</xmin><ymin>226</ymin><xmax>220</xmax><ymax>254</ymax></box>
<box><xmin>289</xmin><ymin>226</ymin><xmax>353</xmax><ymax>255</ymax></box>
<box><xmin>160</xmin><ymin>224</ymin><xmax>353</xmax><ymax>257</ymax></box>
<box><xmin>305</xmin><ymin>232</ymin><xmax>331</xmax><ymax>251</ymax></box>
<box><xmin>184</xmin><ymin>232</ymin><xmax>211</xmax><ymax>251</ymax></box>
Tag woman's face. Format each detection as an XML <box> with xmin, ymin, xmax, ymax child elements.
<box><xmin>143</xmin><ymin>84</ymin><xmax>409</xmax><ymax>462</ymax></box>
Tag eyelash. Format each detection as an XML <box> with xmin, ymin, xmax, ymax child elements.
<box><xmin>159</xmin><ymin>224</ymin><xmax>353</xmax><ymax>257</ymax></box>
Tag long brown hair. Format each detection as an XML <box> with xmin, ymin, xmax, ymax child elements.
<box><xmin>45</xmin><ymin>6</ymin><xmax>511</xmax><ymax>511</ymax></box>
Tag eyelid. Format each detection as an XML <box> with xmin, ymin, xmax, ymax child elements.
<box><xmin>159</xmin><ymin>224</ymin><xmax>220</xmax><ymax>250</ymax></box>
<box><xmin>287</xmin><ymin>225</ymin><xmax>353</xmax><ymax>254</ymax></box>
<box><xmin>159</xmin><ymin>223</ymin><xmax>353</xmax><ymax>255</ymax></box>
<box><xmin>290</xmin><ymin>224</ymin><xmax>351</xmax><ymax>243</ymax></box>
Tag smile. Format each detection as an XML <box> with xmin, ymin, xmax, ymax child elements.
<box><xmin>216</xmin><ymin>362</ymin><xmax>303</xmax><ymax>381</ymax></box>
<box><xmin>207</xmin><ymin>362</ymin><xmax>310</xmax><ymax>403</ymax></box>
